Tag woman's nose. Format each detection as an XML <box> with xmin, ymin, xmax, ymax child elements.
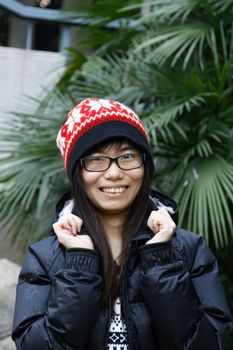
<box><xmin>103</xmin><ymin>161</ymin><xmax>124</xmax><ymax>179</ymax></box>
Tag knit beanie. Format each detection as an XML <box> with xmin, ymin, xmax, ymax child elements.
<box><xmin>56</xmin><ymin>98</ymin><xmax>154</xmax><ymax>180</ymax></box>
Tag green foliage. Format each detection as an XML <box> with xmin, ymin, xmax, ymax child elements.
<box><xmin>63</xmin><ymin>0</ymin><xmax>142</xmax><ymax>54</ymax></box>
<box><xmin>0</xmin><ymin>94</ymin><xmax>72</xmax><ymax>246</ymax></box>
<box><xmin>1</xmin><ymin>0</ymin><xmax>233</xmax><ymax>253</ymax></box>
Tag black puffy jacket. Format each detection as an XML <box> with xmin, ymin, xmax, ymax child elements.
<box><xmin>12</xmin><ymin>191</ymin><xmax>232</xmax><ymax>349</ymax></box>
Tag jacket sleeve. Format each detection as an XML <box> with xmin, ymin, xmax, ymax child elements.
<box><xmin>139</xmin><ymin>229</ymin><xmax>232</xmax><ymax>350</ymax></box>
<box><xmin>12</xmin><ymin>241</ymin><xmax>102</xmax><ymax>350</ymax></box>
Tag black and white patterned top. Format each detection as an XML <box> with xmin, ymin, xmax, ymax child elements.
<box><xmin>107</xmin><ymin>298</ymin><xmax>129</xmax><ymax>350</ymax></box>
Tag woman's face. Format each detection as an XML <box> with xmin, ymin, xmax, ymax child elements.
<box><xmin>80</xmin><ymin>141</ymin><xmax>144</xmax><ymax>217</ymax></box>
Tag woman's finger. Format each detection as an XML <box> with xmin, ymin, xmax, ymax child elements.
<box><xmin>70</xmin><ymin>214</ymin><xmax>83</xmax><ymax>233</ymax></box>
<box><xmin>53</xmin><ymin>222</ymin><xmax>72</xmax><ymax>236</ymax></box>
<box><xmin>61</xmin><ymin>222</ymin><xmax>73</xmax><ymax>234</ymax></box>
<box><xmin>147</xmin><ymin>210</ymin><xmax>161</xmax><ymax>233</ymax></box>
<box><xmin>147</xmin><ymin>208</ymin><xmax>176</xmax><ymax>236</ymax></box>
<box><xmin>58</xmin><ymin>214</ymin><xmax>83</xmax><ymax>235</ymax></box>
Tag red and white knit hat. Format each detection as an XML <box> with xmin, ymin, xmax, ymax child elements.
<box><xmin>56</xmin><ymin>98</ymin><xmax>153</xmax><ymax>180</ymax></box>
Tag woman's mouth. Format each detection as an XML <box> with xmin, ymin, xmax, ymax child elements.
<box><xmin>100</xmin><ymin>186</ymin><xmax>128</xmax><ymax>194</ymax></box>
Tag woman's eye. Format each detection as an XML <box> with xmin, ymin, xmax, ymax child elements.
<box><xmin>121</xmin><ymin>154</ymin><xmax>134</xmax><ymax>161</ymax></box>
<box><xmin>89</xmin><ymin>157</ymin><xmax>105</xmax><ymax>163</ymax></box>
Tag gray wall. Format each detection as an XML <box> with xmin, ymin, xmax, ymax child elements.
<box><xmin>0</xmin><ymin>8</ymin><xmax>67</xmax><ymax>350</ymax></box>
<box><xmin>0</xmin><ymin>45</ymin><xmax>66</xmax><ymax>263</ymax></box>
<box><xmin>0</xmin><ymin>45</ymin><xmax>65</xmax><ymax>121</ymax></box>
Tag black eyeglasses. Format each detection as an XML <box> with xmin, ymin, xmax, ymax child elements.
<box><xmin>80</xmin><ymin>153</ymin><xmax>146</xmax><ymax>172</ymax></box>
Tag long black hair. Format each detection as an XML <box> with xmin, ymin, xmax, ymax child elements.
<box><xmin>71</xmin><ymin>139</ymin><xmax>154</xmax><ymax>309</ymax></box>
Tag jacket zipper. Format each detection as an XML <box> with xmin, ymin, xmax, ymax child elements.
<box><xmin>104</xmin><ymin>296</ymin><xmax>112</xmax><ymax>350</ymax></box>
<box><xmin>121</xmin><ymin>244</ymin><xmax>138</xmax><ymax>350</ymax></box>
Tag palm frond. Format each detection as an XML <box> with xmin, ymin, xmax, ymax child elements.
<box><xmin>129</xmin><ymin>0</ymin><xmax>233</xmax><ymax>70</ymax></box>
<box><xmin>0</xmin><ymin>93</ymin><xmax>71</xmax><ymax>245</ymax></box>
<box><xmin>142</xmin><ymin>95</ymin><xmax>205</xmax><ymax>137</ymax></box>
<box><xmin>211</xmin><ymin>0</ymin><xmax>233</xmax><ymax>13</ymax></box>
<box><xmin>134</xmin><ymin>23</ymin><xmax>212</xmax><ymax>69</ymax></box>
<box><xmin>174</xmin><ymin>156</ymin><xmax>233</xmax><ymax>248</ymax></box>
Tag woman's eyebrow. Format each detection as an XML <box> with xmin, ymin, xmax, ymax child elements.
<box><xmin>90</xmin><ymin>144</ymin><xmax>135</xmax><ymax>156</ymax></box>
<box><xmin>119</xmin><ymin>145</ymin><xmax>136</xmax><ymax>152</ymax></box>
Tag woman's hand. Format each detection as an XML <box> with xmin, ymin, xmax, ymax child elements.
<box><xmin>146</xmin><ymin>208</ymin><xmax>176</xmax><ymax>244</ymax></box>
<box><xmin>53</xmin><ymin>213</ymin><xmax>94</xmax><ymax>250</ymax></box>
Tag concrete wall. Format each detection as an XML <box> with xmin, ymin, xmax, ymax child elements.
<box><xmin>0</xmin><ymin>46</ymin><xmax>66</xmax><ymax>120</ymax></box>
<box><xmin>0</xmin><ymin>46</ymin><xmax>66</xmax><ymax>350</ymax></box>
<box><xmin>0</xmin><ymin>46</ymin><xmax>66</xmax><ymax>263</ymax></box>
<box><xmin>0</xmin><ymin>259</ymin><xmax>20</xmax><ymax>350</ymax></box>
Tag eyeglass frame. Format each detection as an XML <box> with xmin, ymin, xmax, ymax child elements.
<box><xmin>80</xmin><ymin>153</ymin><xmax>146</xmax><ymax>172</ymax></box>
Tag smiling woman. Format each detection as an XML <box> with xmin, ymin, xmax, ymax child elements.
<box><xmin>79</xmin><ymin>142</ymin><xmax>145</xmax><ymax>217</ymax></box>
<box><xmin>12</xmin><ymin>98</ymin><xmax>232</xmax><ymax>350</ymax></box>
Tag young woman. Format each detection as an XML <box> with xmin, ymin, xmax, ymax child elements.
<box><xmin>12</xmin><ymin>98</ymin><xmax>232</xmax><ymax>350</ymax></box>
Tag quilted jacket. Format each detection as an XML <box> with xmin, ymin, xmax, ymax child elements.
<box><xmin>12</xmin><ymin>190</ymin><xmax>232</xmax><ymax>349</ymax></box>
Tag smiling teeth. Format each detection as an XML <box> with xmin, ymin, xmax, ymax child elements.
<box><xmin>102</xmin><ymin>187</ymin><xmax>125</xmax><ymax>193</ymax></box>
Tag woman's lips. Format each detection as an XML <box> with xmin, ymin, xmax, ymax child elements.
<box><xmin>100</xmin><ymin>186</ymin><xmax>128</xmax><ymax>194</ymax></box>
